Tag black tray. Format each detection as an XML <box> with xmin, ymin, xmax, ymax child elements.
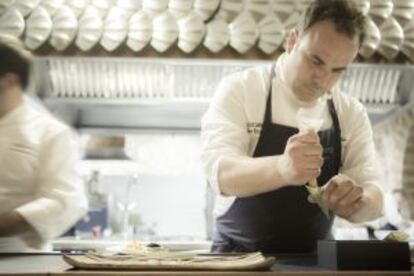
<box><xmin>317</xmin><ymin>240</ymin><xmax>411</xmax><ymax>271</ymax></box>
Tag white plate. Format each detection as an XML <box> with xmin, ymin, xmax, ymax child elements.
<box><xmin>359</xmin><ymin>17</ymin><xmax>381</xmax><ymax>58</ymax></box>
<box><xmin>127</xmin><ymin>10</ymin><xmax>152</xmax><ymax>52</ymax></box>
<box><xmin>203</xmin><ymin>16</ymin><xmax>229</xmax><ymax>53</ymax></box>
<box><xmin>229</xmin><ymin>11</ymin><xmax>259</xmax><ymax>54</ymax></box>
<box><xmin>246</xmin><ymin>0</ymin><xmax>270</xmax><ymax>23</ymax></box>
<box><xmin>193</xmin><ymin>0</ymin><xmax>220</xmax><ymax>21</ymax></box>
<box><xmin>0</xmin><ymin>0</ymin><xmax>15</xmax><ymax>17</ymax></box>
<box><xmin>151</xmin><ymin>11</ymin><xmax>178</xmax><ymax>52</ymax></box>
<box><xmin>0</xmin><ymin>7</ymin><xmax>24</xmax><ymax>37</ymax></box>
<box><xmin>76</xmin><ymin>6</ymin><xmax>103</xmax><ymax>51</ymax></box>
<box><xmin>50</xmin><ymin>5</ymin><xmax>78</xmax><ymax>51</ymax></box>
<box><xmin>258</xmin><ymin>12</ymin><xmax>285</xmax><ymax>54</ymax></box>
<box><xmin>218</xmin><ymin>0</ymin><xmax>244</xmax><ymax>22</ymax></box>
<box><xmin>66</xmin><ymin>0</ymin><xmax>90</xmax><ymax>18</ymax></box>
<box><xmin>377</xmin><ymin>16</ymin><xmax>404</xmax><ymax>60</ymax></box>
<box><xmin>142</xmin><ymin>0</ymin><xmax>168</xmax><ymax>17</ymax></box>
<box><xmin>13</xmin><ymin>0</ymin><xmax>40</xmax><ymax>17</ymax></box>
<box><xmin>177</xmin><ymin>11</ymin><xmax>205</xmax><ymax>53</ymax></box>
<box><xmin>24</xmin><ymin>6</ymin><xmax>52</xmax><ymax>50</ymax></box>
<box><xmin>100</xmin><ymin>7</ymin><xmax>129</xmax><ymax>51</ymax></box>
<box><xmin>39</xmin><ymin>0</ymin><xmax>64</xmax><ymax>16</ymax></box>
<box><xmin>369</xmin><ymin>0</ymin><xmax>393</xmax><ymax>23</ymax></box>
<box><xmin>168</xmin><ymin>0</ymin><xmax>192</xmax><ymax>19</ymax></box>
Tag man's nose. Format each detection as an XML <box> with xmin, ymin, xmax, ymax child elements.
<box><xmin>313</xmin><ymin>67</ymin><xmax>331</xmax><ymax>90</ymax></box>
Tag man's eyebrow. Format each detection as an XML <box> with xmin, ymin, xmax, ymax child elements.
<box><xmin>311</xmin><ymin>54</ymin><xmax>347</xmax><ymax>72</ymax></box>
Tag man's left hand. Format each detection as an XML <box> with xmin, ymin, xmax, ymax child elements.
<box><xmin>309</xmin><ymin>174</ymin><xmax>366</xmax><ymax>219</ymax></box>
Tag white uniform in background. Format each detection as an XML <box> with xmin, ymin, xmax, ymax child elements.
<box><xmin>201</xmin><ymin>53</ymin><xmax>383</xmax><ymax>223</ymax></box>
<box><xmin>373</xmin><ymin>104</ymin><xmax>414</xmax><ymax>228</ymax></box>
<box><xmin>0</xmin><ymin>97</ymin><xmax>88</xmax><ymax>252</ymax></box>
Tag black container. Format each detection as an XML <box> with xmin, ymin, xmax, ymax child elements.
<box><xmin>317</xmin><ymin>240</ymin><xmax>411</xmax><ymax>271</ymax></box>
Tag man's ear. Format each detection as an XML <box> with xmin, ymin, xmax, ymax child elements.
<box><xmin>286</xmin><ymin>28</ymin><xmax>299</xmax><ymax>53</ymax></box>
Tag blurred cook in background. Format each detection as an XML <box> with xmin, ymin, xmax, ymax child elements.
<box><xmin>0</xmin><ymin>34</ymin><xmax>87</xmax><ymax>252</ymax></box>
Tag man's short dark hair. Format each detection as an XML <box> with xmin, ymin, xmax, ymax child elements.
<box><xmin>0</xmin><ymin>35</ymin><xmax>33</xmax><ymax>90</ymax></box>
<box><xmin>298</xmin><ymin>0</ymin><xmax>366</xmax><ymax>46</ymax></box>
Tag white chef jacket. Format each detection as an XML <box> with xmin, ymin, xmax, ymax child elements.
<box><xmin>201</xmin><ymin>53</ymin><xmax>383</xmax><ymax>222</ymax></box>
<box><xmin>0</xmin><ymin>98</ymin><xmax>88</xmax><ymax>251</ymax></box>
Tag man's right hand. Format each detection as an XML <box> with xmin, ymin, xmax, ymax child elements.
<box><xmin>279</xmin><ymin>130</ymin><xmax>324</xmax><ymax>186</ymax></box>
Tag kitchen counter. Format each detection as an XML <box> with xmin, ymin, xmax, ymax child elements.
<box><xmin>0</xmin><ymin>253</ymin><xmax>412</xmax><ymax>276</ymax></box>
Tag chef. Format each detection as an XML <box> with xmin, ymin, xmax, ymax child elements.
<box><xmin>0</xmin><ymin>35</ymin><xmax>88</xmax><ymax>251</ymax></box>
<box><xmin>201</xmin><ymin>0</ymin><xmax>384</xmax><ymax>253</ymax></box>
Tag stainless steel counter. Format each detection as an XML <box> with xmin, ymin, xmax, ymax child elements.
<box><xmin>52</xmin><ymin>238</ymin><xmax>212</xmax><ymax>253</ymax></box>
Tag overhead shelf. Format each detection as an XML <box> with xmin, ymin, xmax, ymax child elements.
<box><xmin>31</xmin><ymin>57</ymin><xmax>414</xmax><ymax>132</ymax></box>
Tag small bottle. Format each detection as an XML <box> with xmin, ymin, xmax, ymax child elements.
<box><xmin>76</xmin><ymin>170</ymin><xmax>109</xmax><ymax>238</ymax></box>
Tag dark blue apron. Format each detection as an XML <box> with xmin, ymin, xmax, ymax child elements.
<box><xmin>211</xmin><ymin>65</ymin><xmax>342</xmax><ymax>254</ymax></box>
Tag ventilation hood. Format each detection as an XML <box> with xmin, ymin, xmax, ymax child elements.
<box><xmin>31</xmin><ymin>57</ymin><xmax>414</xmax><ymax>134</ymax></box>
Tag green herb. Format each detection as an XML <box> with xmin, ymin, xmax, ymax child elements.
<box><xmin>383</xmin><ymin>231</ymin><xmax>409</xmax><ymax>242</ymax></box>
<box><xmin>306</xmin><ymin>185</ymin><xmax>330</xmax><ymax>219</ymax></box>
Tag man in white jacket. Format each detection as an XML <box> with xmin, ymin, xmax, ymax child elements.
<box><xmin>0</xmin><ymin>35</ymin><xmax>88</xmax><ymax>251</ymax></box>
<box><xmin>201</xmin><ymin>0</ymin><xmax>383</xmax><ymax>253</ymax></box>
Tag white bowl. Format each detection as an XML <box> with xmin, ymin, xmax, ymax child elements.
<box><xmin>39</xmin><ymin>0</ymin><xmax>64</xmax><ymax>16</ymax></box>
<box><xmin>377</xmin><ymin>16</ymin><xmax>404</xmax><ymax>60</ymax></box>
<box><xmin>127</xmin><ymin>10</ymin><xmax>152</xmax><ymax>52</ymax></box>
<box><xmin>359</xmin><ymin>17</ymin><xmax>381</xmax><ymax>58</ymax></box>
<box><xmin>13</xmin><ymin>0</ymin><xmax>40</xmax><ymax>17</ymax></box>
<box><xmin>203</xmin><ymin>16</ymin><xmax>229</xmax><ymax>53</ymax></box>
<box><xmin>100</xmin><ymin>7</ymin><xmax>130</xmax><ymax>51</ymax></box>
<box><xmin>142</xmin><ymin>0</ymin><xmax>168</xmax><ymax>17</ymax></box>
<box><xmin>76</xmin><ymin>6</ymin><xmax>103</xmax><ymax>51</ymax></box>
<box><xmin>229</xmin><ymin>11</ymin><xmax>259</xmax><ymax>54</ymax></box>
<box><xmin>24</xmin><ymin>6</ymin><xmax>52</xmax><ymax>50</ymax></box>
<box><xmin>193</xmin><ymin>0</ymin><xmax>220</xmax><ymax>21</ymax></box>
<box><xmin>392</xmin><ymin>0</ymin><xmax>414</xmax><ymax>24</ymax></box>
<box><xmin>354</xmin><ymin>0</ymin><xmax>370</xmax><ymax>16</ymax></box>
<box><xmin>0</xmin><ymin>6</ymin><xmax>24</xmax><ymax>37</ymax></box>
<box><xmin>294</xmin><ymin>0</ymin><xmax>312</xmax><ymax>13</ymax></box>
<box><xmin>271</xmin><ymin>0</ymin><xmax>295</xmax><ymax>19</ymax></box>
<box><xmin>246</xmin><ymin>0</ymin><xmax>270</xmax><ymax>23</ymax></box>
<box><xmin>151</xmin><ymin>11</ymin><xmax>178</xmax><ymax>52</ymax></box>
<box><xmin>218</xmin><ymin>0</ymin><xmax>244</xmax><ymax>22</ymax></box>
<box><xmin>66</xmin><ymin>0</ymin><xmax>90</xmax><ymax>18</ymax></box>
<box><xmin>117</xmin><ymin>0</ymin><xmax>141</xmax><ymax>13</ymax></box>
<box><xmin>369</xmin><ymin>0</ymin><xmax>393</xmax><ymax>23</ymax></box>
<box><xmin>91</xmin><ymin>0</ymin><xmax>114</xmax><ymax>18</ymax></box>
<box><xmin>0</xmin><ymin>0</ymin><xmax>15</xmax><ymax>16</ymax></box>
<box><xmin>401</xmin><ymin>19</ymin><xmax>414</xmax><ymax>62</ymax></box>
<box><xmin>168</xmin><ymin>0</ymin><xmax>192</xmax><ymax>19</ymax></box>
<box><xmin>50</xmin><ymin>5</ymin><xmax>78</xmax><ymax>51</ymax></box>
<box><xmin>258</xmin><ymin>12</ymin><xmax>285</xmax><ymax>55</ymax></box>
<box><xmin>177</xmin><ymin>11</ymin><xmax>205</xmax><ymax>53</ymax></box>
<box><xmin>282</xmin><ymin>11</ymin><xmax>300</xmax><ymax>32</ymax></box>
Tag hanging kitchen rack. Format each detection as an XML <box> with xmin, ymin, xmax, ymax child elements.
<box><xmin>32</xmin><ymin>57</ymin><xmax>414</xmax><ymax>133</ymax></box>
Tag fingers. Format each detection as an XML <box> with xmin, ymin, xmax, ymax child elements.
<box><xmin>337</xmin><ymin>185</ymin><xmax>363</xmax><ymax>208</ymax></box>
<box><xmin>288</xmin><ymin>141</ymin><xmax>323</xmax><ymax>159</ymax></box>
<box><xmin>303</xmin><ymin>156</ymin><xmax>324</xmax><ymax>169</ymax></box>
<box><xmin>321</xmin><ymin>178</ymin><xmax>365</xmax><ymax>219</ymax></box>
<box><xmin>289</xmin><ymin>130</ymin><xmax>320</xmax><ymax>144</ymax></box>
<box><xmin>337</xmin><ymin>197</ymin><xmax>366</xmax><ymax>219</ymax></box>
<box><xmin>284</xmin><ymin>131</ymin><xmax>323</xmax><ymax>185</ymax></box>
<box><xmin>322</xmin><ymin>180</ymin><xmax>338</xmax><ymax>203</ymax></box>
<box><xmin>324</xmin><ymin>180</ymin><xmax>353</xmax><ymax>207</ymax></box>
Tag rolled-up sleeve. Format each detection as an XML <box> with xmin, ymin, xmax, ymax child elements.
<box><xmin>16</xmin><ymin>129</ymin><xmax>88</xmax><ymax>245</ymax></box>
<box><xmin>340</xmin><ymin>102</ymin><xmax>384</xmax><ymax>222</ymax></box>
<box><xmin>200</xmin><ymin>74</ymin><xmax>251</xmax><ymax>196</ymax></box>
